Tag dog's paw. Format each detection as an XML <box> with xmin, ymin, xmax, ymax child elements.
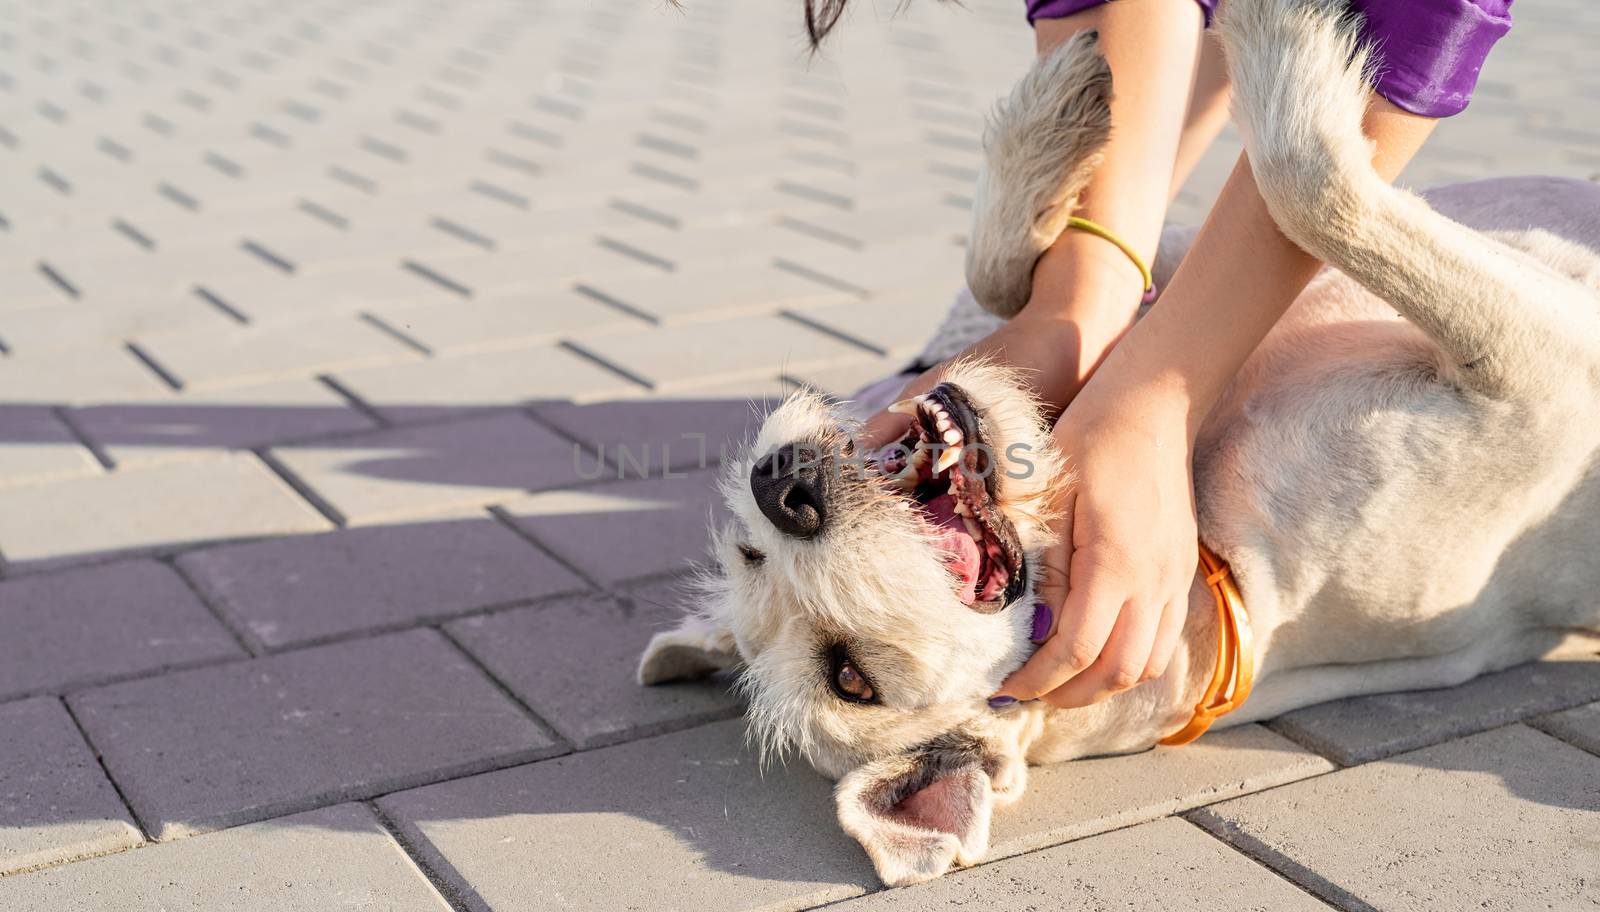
<box><xmin>637</xmin><ymin>618</ymin><xmax>738</xmax><ymax>685</ymax></box>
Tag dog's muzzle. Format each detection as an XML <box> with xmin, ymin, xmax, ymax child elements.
<box><xmin>751</xmin><ymin>442</ymin><xmax>831</xmax><ymax>539</ymax></box>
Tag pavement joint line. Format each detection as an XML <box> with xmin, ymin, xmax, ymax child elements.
<box><xmin>124</xmin><ymin>342</ymin><xmax>185</xmax><ymax>391</ymax></box>
<box><xmin>194</xmin><ymin>284</ymin><xmax>252</xmax><ymax>324</ymax></box>
<box><xmin>571</xmin><ymin>282</ymin><xmax>661</xmax><ymax>325</ymax></box>
<box><xmin>359</xmin><ymin>311</ymin><xmax>435</xmax><ymax>357</ymax></box>
<box><xmin>436</xmin><ymin>624</ymin><xmax>574</xmax><ymax>751</ymax></box>
<box><xmin>487</xmin><ymin>503</ymin><xmax>607</xmax><ymax>592</ymax></box>
<box><xmin>401</xmin><ymin>258</ymin><xmax>473</xmax><ymax>298</ymax></box>
<box><xmin>163</xmin><ymin>555</ymin><xmax>267</xmax><ymax>657</ymax></box>
<box><xmin>556</xmin><ymin>339</ymin><xmax>656</xmax><ymax>391</ymax></box>
<box><xmin>112</xmin><ymin>218</ymin><xmax>157</xmax><ymax>250</ymax></box>
<box><xmin>316</xmin><ymin>373</ymin><xmax>391</xmax><ymax>428</ymax></box>
<box><xmin>484</xmin><ymin>147</ymin><xmax>540</xmax><ymax>176</ymax></box>
<box><xmin>252</xmin><ymin>447</ymin><xmax>348</xmax><ymax>528</ymax></box>
<box><xmin>37</xmin><ymin>261</ymin><xmax>80</xmax><ymax>299</ymax></box>
<box><xmin>468</xmin><ymin>179</ymin><xmax>530</xmax><ymax>210</ymax></box>
<box><xmin>156</xmin><ymin>182</ymin><xmax>200</xmax><ymax>210</ymax></box>
<box><xmin>328</xmin><ymin>164</ymin><xmax>378</xmax><ymax>194</ymax></box>
<box><xmin>59</xmin><ymin>696</ymin><xmax>154</xmax><ymax>843</ymax></box>
<box><xmin>428</xmin><ymin>216</ymin><xmax>496</xmax><ymax>250</ymax></box>
<box><xmin>0</xmin><ymin>651</ymin><xmax>250</xmax><ymax>708</ymax></box>
<box><xmin>367</xmin><ymin>800</ymin><xmax>481</xmax><ymax>912</ymax></box>
<box><xmin>52</xmin><ymin>405</ymin><xmax>116</xmax><ymax>471</ymax></box>
<box><xmin>630</xmin><ymin>160</ymin><xmax>699</xmax><ymax>191</ymax></box>
<box><xmin>1186</xmin><ymin>803</ymin><xmax>1377</xmax><ymax>912</ymax></box>
<box><xmin>241</xmin><ymin>239</ymin><xmax>296</xmax><ymax>274</ymax></box>
<box><xmin>1521</xmin><ymin>715</ymin><xmax>1600</xmax><ymax>759</ymax></box>
<box><xmin>506</xmin><ymin>119</ymin><xmax>562</xmax><ymax>147</ymax></box>
<box><xmin>777</xmin><ymin>309</ymin><xmax>889</xmax><ymax>357</ymax></box>
<box><xmin>775</xmin><ymin>214</ymin><xmax>863</xmax><ymax>250</ymax></box>
<box><xmin>298</xmin><ymin>198</ymin><xmax>350</xmax><ymax>230</ymax></box>
<box><xmin>595</xmin><ymin>235</ymin><xmax>676</xmax><ymax>272</ymax></box>
<box><xmin>609</xmin><ymin>198</ymin><xmax>681</xmax><ymax>230</ymax></box>
<box><xmin>1177</xmin><ymin>816</ymin><xmax>1348</xmax><ymax>912</ymax></box>
<box><xmin>771</xmin><ymin>256</ymin><xmax>870</xmax><ymax>297</ymax></box>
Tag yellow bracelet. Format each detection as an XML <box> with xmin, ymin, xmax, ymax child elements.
<box><xmin>1065</xmin><ymin>216</ymin><xmax>1154</xmax><ymax>294</ymax></box>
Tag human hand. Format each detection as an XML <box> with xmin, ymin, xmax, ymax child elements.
<box><xmin>993</xmin><ymin>376</ymin><xmax>1198</xmax><ymax>708</ymax></box>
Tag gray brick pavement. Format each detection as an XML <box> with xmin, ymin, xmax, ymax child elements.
<box><xmin>69</xmin><ymin>629</ymin><xmax>560</xmax><ymax>840</ymax></box>
<box><xmin>2</xmin><ymin>0</ymin><xmax>1597</xmax><ymax>905</ymax></box>
<box><xmin>0</xmin><ymin>698</ymin><xmax>142</xmax><ymax>876</ymax></box>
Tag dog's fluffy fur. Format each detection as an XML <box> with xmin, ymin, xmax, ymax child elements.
<box><xmin>640</xmin><ymin>0</ymin><xmax>1600</xmax><ymax>887</ymax></box>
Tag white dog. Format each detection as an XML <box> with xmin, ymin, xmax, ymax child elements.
<box><xmin>639</xmin><ymin>0</ymin><xmax>1600</xmax><ymax>887</ymax></box>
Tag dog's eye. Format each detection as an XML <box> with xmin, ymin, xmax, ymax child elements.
<box><xmin>828</xmin><ymin>645</ymin><xmax>877</xmax><ymax>704</ymax></box>
<box><xmin>737</xmin><ymin>544</ymin><xmax>765</xmax><ymax>564</ymax></box>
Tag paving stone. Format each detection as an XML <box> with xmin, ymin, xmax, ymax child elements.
<box><xmin>69</xmin><ymin>629</ymin><xmax>560</xmax><ymax>841</ymax></box>
<box><xmin>0</xmin><ymin>803</ymin><xmax>452</xmax><ymax>911</ymax></box>
<box><xmin>579</xmin><ymin>261</ymin><xmax>856</xmax><ymax>323</ymax></box>
<box><xmin>0</xmin><ymin>454</ymin><xmax>330</xmax><ymax>568</ymax></box>
<box><xmin>1268</xmin><ymin>654</ymin><xmax>1600</xmax><ymax>765</ymax></box>
<box><xmin>572</xmin><ymin>313</ymin><xmax>871</xmax><ymax>391</ymax></box>
<box><xmin>446</xmin><ymin>582</ymin><xmax>740</xmax><ymax>749</ymax></box>
<box><xmin>378</xmin><ymin>717</ymin><xmax>1327</xmax><ymax>912</ymax></box>
<box><xmin>370</xmin><ymin>286</ymin><xmax>646</xmax><ymax>354</ymax></box>
<box><xmin>1532</xmin><ymin>699</ymin><xmax>1600</xmax><ymax>756</ymax></box>
<box><xmin>333</xmin><ymin>343</ymin><xmax>643</xmax><ymax>424</ymax></box>
<box><xmin>1192</xmin><ymin>725</ymin><xmax>1600</xmax><ymax>912</ymax></box>
<box><xmin>377</xmin><ymin>719</ymin><xmax>875</xmax><ymax>912</ymax></box>
<box><xmin>0</xmin><ymin>561</ymin><xmax>243</xmax><ymax>701</ymax></box>
<box><xmin>499</xmin><ymin>472</ymin><xmax>727</xmax><ymax>586</ymax></box>
<box><xmin>178</xmin><ymin>512</ymin><xmax>587</xmax><ymax>650</ymax></box>
<box><xmin>984</xmin><ymin>723</ymin><xmax>1333</xmax><ymax>862</ymax></box>
<box><xmin>0</xmin><ymin>697</ymin><xmax>143</xmax><ymax>876</ymax></box>
<box><xmin>0</xmin><ymin>405</ymin><xmax>101</xmax><ymax>488</ymax></box>
<box><xmin>72</xmin><ymin>377</ymin><xmax>375</xmax><ymax>468</ymax></box>
<box><xmin>793</xmin><ymin>282</ymin><xmax>964</xmax><ymax>358</ymax></box>
<box><xmin>271</xmin><ymin>412</ymin><xmax>581</xmax><ymax>524</ymax></box>
<box><xmin>828</xmin><ymin>817</ymin><xmax>1325</xmax><ymax>911</ymax></box>
<box><xmin>133</xmin><ymin>315</ymin><xmax>421</xmax><ymax>390</ymax></box>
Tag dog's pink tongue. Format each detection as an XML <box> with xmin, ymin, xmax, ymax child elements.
<box><xmin>924</xmin><ymin>493</ymin><xmax>980</xmax><ymax>604</ymax></box>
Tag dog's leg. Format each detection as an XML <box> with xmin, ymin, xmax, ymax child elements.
<box><xmin>965</xmin><ymin>31</ymin><xmax>1112</xmax><ymax>319</ymax></box>
<box><xmin>1218</xmin><ymin>0</ymin><xmax>1600</xmax><ymax>399</ymax></box>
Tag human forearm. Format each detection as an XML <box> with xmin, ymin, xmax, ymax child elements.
<box><xmin>1093</xmin><ymin>95</ymin><xmax>1438</xmax><ymax>434</ymax></box>
<box><xmin>1022</xmin><ymin>1</ymin><xmax>1204</xmax><ymax>397</ymax></box>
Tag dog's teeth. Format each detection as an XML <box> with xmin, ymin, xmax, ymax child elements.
<box><xmin>952</xmin><ymin>500</ymin><xmax>968</xmax><ymax>516</ymax></box>
<box><xmin>934</xmin><ymin>445</ymin><xmax>963</xmax><ymax>474</ymax></box>
<box><xmin>886</xmin><ymin>398</ymin><xmax>920</xmax><ymax>416</ymax></box>
<box><xmin>961</xmin><ymin>515</ymin><xmax>983</xmax><ymax>540</ymax></box>
<box><xmin>941</xmin><ymin>428</ymin><xmax>961</xmax><ymax>445</ymax></box>
<box><xmin>935</xmin><ymin>417</ymin><xmax>951</xmax><ymax>432</ymax></box>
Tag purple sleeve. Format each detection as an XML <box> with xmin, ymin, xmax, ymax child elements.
<box><xmin>1355</xmin><ymin>0</ymin><xmax>1513</xmax><ymax>117</ymax></box>
<box><xmin>1025</xmin><ymin>0</ymin><xmax>1512</xmax><ymax>118</ymax></box>
<box><xmin>1026</xmin><ymin>0</ymin><xmax>1215</xmax><ymax>26</ymax></box>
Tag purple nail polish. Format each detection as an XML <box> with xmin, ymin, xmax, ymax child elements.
<box><xmin>1030</xmin><ymin>601</ymin><xmax>1053</xmax><ymax>643</ymax></box>
<box><xmin>988</xmin><ymin>696</ymin><xmax>1017</xmax><ymax>708</ymax></box>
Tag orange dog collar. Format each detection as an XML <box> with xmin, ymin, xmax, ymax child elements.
<box><xmin>1159</xmin><ymin>542</ymin><xmax>1254</xmax><ymax>746</ymax></box>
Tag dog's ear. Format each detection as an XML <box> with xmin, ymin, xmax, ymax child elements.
<box><xmin>637</xmin><ymin>614</ymin><xmax>738</xmax><ymax>684</ymax></box>
<box><xmin>835</xmin><ymin>733</ymin><xmax>1005</xmax><ymax>887</ymax></box>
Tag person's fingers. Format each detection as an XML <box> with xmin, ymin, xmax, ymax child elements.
<box><xmin>1140</xmin><ymin>596</ymin><xmax>1189</xmax><ymax>682</ymax></box>
<box><xmin>995</xmin><ymin>576</ymin><xmax>1121</xmax><ymax>701</ymax></box>
<box><xmin>1039</xmin><ymin>593</ymin><xmax>1163</xmax><ymax>708</ymax></box>
<box><xmin>859</xmin><ymin>409</ymin><xmax>914</xmax><ymax>452</ymax></box>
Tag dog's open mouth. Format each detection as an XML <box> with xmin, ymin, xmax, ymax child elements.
<box><xmin>874</xmin><ymin>384</ymin><xmax>1025</xmax><ymax>611</ymax></box>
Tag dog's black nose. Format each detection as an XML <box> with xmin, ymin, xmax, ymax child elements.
<box><xmin>750</xmin><ymin>442</ymin><xmax>830</xmax><ymax>539</ymax></box>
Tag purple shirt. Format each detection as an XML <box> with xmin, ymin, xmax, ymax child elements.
<box><xmin>1025</xmin><ymin>0</ymin><xmax>1513</xmax><ymax>117</ymax></box>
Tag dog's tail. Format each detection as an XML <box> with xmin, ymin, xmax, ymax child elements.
<box><xmin>965</xmin><ymin>30</ymin><xmax>1112</xmax><ymax>319</ymax></box>
<box><xmin>1219</xmin><ymin>0</ymin><xmax>1600</xmax><ymax>400</ymax></box>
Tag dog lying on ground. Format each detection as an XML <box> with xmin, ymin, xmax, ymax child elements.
<box><xmin>639</xmin><ymin>0</ymin><xmax>1600</xmax><ymax>886</ymax></box>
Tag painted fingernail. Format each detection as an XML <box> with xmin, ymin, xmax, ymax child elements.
<box><xmin>1030</xmin><ymin>601</ymin><xmax>1053</xmax><ymax>643</ymax></box>
<box><xmin>987</xmin><ymin>695</ymin><xmax>1017</xmax><ymax>708</ymax></box>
